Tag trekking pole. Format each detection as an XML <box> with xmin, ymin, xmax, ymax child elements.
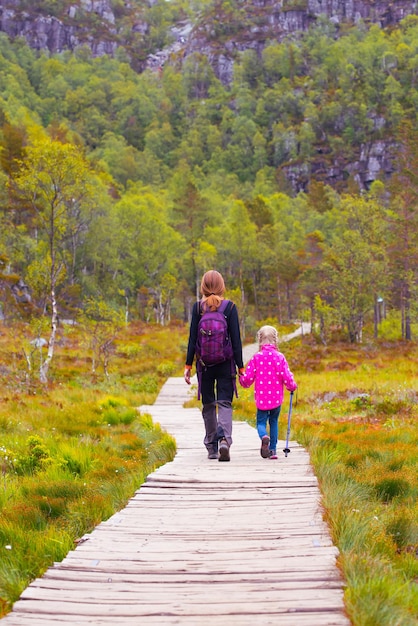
<box><xmin>283</xmin><ymin>391</ymin><xmax>294</xmax><ymax>458</ymax></box>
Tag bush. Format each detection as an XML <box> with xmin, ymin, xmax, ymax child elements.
<box><xmin>157</xmin><ymin>361</ymin><xmax>176</xmax><ymax>376</ymax></box>
<box><xmin>14</xmin><ymin>436</ymin><xmax>54</xmax><ymax>475</ymax></box>
<box><xmin>386</xmin><ymin>508</ymin><xmax>418</xmax><ymax>551</ymax></box>
<box><xmin>374</xmin><ymin>477</ymin><xmax>411</xmax><ymax>502</ymax></box>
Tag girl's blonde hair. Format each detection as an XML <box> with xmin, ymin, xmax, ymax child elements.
<box><xmin>200</xmin><ymin>270</ymin><xmax>225</xmax><ymax>311</ymax></box>
<box><xmin>257</xmin><ymin>325</ymin><xmax>279</xmax><ymax>349</ymax></box>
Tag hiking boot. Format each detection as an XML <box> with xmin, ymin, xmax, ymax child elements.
<box><xmin>269</xmin><ymin>450</ymin><xmax>278</xmax><ymax>460</ymax></box>
<box><xmin>207</xmin><ymin>440</ymin><xmax>218</xmax><ymax>459</ymax></box>
<box><xmin>260</xmin><ymin>435</ymin><xmax>270</xmax><ymax>458</ymax></box>
<box><xmin>218</xmin><ymin>439</ymin><xmax>230</xmax><ymax>462</ymax></box>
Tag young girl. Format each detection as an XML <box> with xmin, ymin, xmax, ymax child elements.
<box><xmin>239</xmin><ymin>325</ymin><xmax>297</xmax><ymax>459</ymax></box>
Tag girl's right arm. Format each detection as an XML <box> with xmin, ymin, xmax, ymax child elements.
<box><xmin>239</xmin><ymin>357</ymin><xmax>256</xmax><ymax>387</ymax></box>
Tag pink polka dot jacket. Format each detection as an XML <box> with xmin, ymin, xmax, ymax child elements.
<box><xmin>239</xmin><ymin>344</ymin><xmax>297</xmax><ymax>410</ymax></box>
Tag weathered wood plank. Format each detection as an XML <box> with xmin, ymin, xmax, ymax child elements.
<box><xmin>20</xmin><ymin>582</ymin><xmax>346</xmax><ymax>601</ymax></box>
<box><xmin>27</xmin><ymin>577</ymin><xmax>344</xmax><ymax>591</ymax></box>
<box><xmin>2</xmin><ymin>377</ymin><xmax>350</xmax><ymax>626</ymax></box>
<box><xmin>57</xmin><ymin>553</ymin><xmax>340</xmax><ymax>570</ymax></box>
<box><xmin>42</xmin><ymin>568</ymin><xmax>344</xmax><ymax>584</ymax></box>
<box><xmin>13</xmin><ymin>595</ymin><xmax>348</xmax><ymax>615</ymax></box>
<box><xmin>18</xmin><ymin>595</ymin><xmax>347</xmax><ymax>616</ymax></box>
<box><xmin>1</xmin><ymin>612</ymin><xmax>348</xmax><ymax>626</ymax></box>
<box><xmin>73</xmin><ymin>532</ymin><xmax>333</xmax><ymax>546</ymax></box>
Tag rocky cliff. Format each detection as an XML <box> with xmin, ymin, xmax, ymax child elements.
<box><xmin>176</xmin><ymin>0</ymin><xmax>414</xmax><ymax>192</ymax></box>
<box><xmin>1</xmin><ymin>1</ymin><xmax>417</xmax><ymax>67</ymax></box>
<box><xmin>0</xmin><ymin>0</ymin><xmax>416</xmax><ymax>193</ymax></box>
<box><xmin>183</xmin><ymin>0</ymin><xmax>418</xmax><ymax>85</ymax></box>
<box><xmin>0</xmin><ymin>0</ymin><xmax>149</xmax><ymax>58</ymax></box>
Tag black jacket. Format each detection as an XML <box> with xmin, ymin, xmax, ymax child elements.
<box><xmin>186</xmin><ymin>300</ymin><xmax>244</xmax><ymax>370</ymax></box>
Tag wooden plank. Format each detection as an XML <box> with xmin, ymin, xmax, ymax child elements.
<box><xmin>13</xmin><ymin>596</ymin><xmax>348</xmax><ymax>616</ymax></box>
<box><xmin>17</xmin><ymin>596</ymin><xmax>347</xmax><ymax>616</ymax></box>
<box><xmin>2</xmin><ymin>612</ymin><xmax>348</xmax><ymax>626</ymax></box>
<box><xmin>30</xmin><ymin>576</ymin><xmax>344</xmax><ymax>589</ymax></box>
<box><xmin>2</xmin><ymin>376</ymin><xmax>350</xmax><ymax>626</ymax></box>
<box><xmin>42</xmin><ymin>569</ymin><xmax>344</xmax><ymax>584</ymax></box>
<box><xmin>75</xmin><ymin>532</ymin><xmax>333</xmax><ymax>545</ymax></box>
<box><xmin>55</xmin><ymin>553</ymin><xmax>341</xmax><ymax>574</ymax></box>
<box><xmin>20</xmin><ymin>583</ymin><xmax>346</xmax><ymax>600</ymax></box>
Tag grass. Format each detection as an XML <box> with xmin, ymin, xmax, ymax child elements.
<box><xmin>0</xmin><ymin>317</ymin><xmax>417</xmax><ymax>625</ymax></box>
<box><xmin>0</xmin><ymin>320</ymin><xmax>184</xmax><ymax>616</ymax></box>
<box><xmin>235</xmin><ymin>336</ymin><xmax>418</xmax><ymax>626</ymax></box>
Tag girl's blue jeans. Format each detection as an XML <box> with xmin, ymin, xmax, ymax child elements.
<box><xmin>256</xmin><ymin>406</ymin><xmax>281</xmax><ymax>451</ymax></box>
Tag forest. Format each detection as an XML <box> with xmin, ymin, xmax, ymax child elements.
<box><xmin>0</xmin><ymin>2</ymin><xmax>417</xmax><ymax>364</ymax></box>
<box><xmin>0</xmin><ymin>3</ymin><xmax>417</xmax><ymax>623</ymax></box>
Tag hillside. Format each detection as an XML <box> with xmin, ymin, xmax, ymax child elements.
<box><xmin>1</xmin><ymin>1</ymin><xmax>418</xmax><ymax>75</ymax></box>
<box><xmin>1</xmin><ymin>0</ymin><xmax>418</xmax><ymax>191</ymax></box>
<box><xmin>183</xmin><ymin>0</ymin><xmax>418</xmax><ymax>84</ymax></box>
<box><xmin>0</xmin><ymin>0</ymin><xmax>178</xmax><ymax>71</ymax></box>
<box><xmin>0</xmin><ymin>1</ymin><xmax>416</xmax><ymax>341</ymax></box>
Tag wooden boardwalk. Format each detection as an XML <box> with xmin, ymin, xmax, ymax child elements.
<box><xmin>2</xmin><ymin>372</ymin><xmax>350</xmax><ymax>625</ymax></box>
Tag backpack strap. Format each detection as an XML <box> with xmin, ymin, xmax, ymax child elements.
<box><xmin>199</xmin><ymin>299</ymin><xmax>234</xmax><ymax>317</ymax></box>
<box><xmin>218</xmin><ymin>299</ymin><xmax>234</xmax><ymax>318</ymax></box>
<box><xmin>223</xmin><ymin>300</ymin><xmax>234</xmax><ymax>318</ymax></box>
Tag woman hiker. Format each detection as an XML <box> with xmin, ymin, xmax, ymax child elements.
<box><xmin>184</xmin><ymin>270</ymin><xmax>244</xmax><ymax>462</ymax></box>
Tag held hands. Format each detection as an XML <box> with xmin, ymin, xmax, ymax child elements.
<box><xmin>184</xmin><ymin>366</ymin><xmax>191</xmax><ymax>385</ymax></box>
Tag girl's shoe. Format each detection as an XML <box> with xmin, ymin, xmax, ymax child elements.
<box><xmin>269</xmin><ymin>450</ymin><xmax>278</xmax><ymax>460</ymax></box>
<box><xmin>260</xmin><ymin>435</ymin><xmax>270</xmax><ymax>458</ymax></box>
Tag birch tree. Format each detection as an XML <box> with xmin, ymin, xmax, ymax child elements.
<box><xmin>12</xmin><ymin>136</ymin><xmax>104</xmax><ymax>382</ymax></box>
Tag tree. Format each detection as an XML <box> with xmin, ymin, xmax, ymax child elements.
<box><xmin>272</xmin><ymin>224</ymin><xmax>306</xmax><ymax>323</ymax></box>
<box><xmin>387</xmin><ymin>122</ymin><xmax>418</xmax><ymax>340</ymax></box>
<box><xmin>170</xmin><ymin>166</ymin><xmax>212</xmax><ymax>298</ymax></box>
<box><xmin>111</xmin><ymin>186</ymin><xmax>186</xmax><ymax>324</ymax></box>
<box><xmin>298</xmin><ymin>229</ymin><xmax>326</xmax><ymax>331</ymax></box>
<box><xmin>218</xmin><ymin>199</ymin><xmax>258</xmax><ymax>337</ymax></box>
<box><xmin>91</xmin><ymin>132</ymin><xmax>143</xmax><ymax>187</ymax></box>
<box><xmin>12</xmin><ymin>135</ymin><xmax>107</xmax><ymax>382</ymax></box>
<box><xmin>320</xmin><ymin>195</ymin><xmax>389</xmax><ymax>342</ymax></box>
<box><xmin>0</xmin><ymin>252</ymin><xmax>21</xmax><ymax>321</ymax></box>
<box><xmin>182</xmin><ymin>52</ymin><xmax>217</xmax><ymax>100</ymax></box>
<box><xmin>263</xmin><ymin>193</ymin><xmax>312</xmax><ymax>323</ymax></box>
<box><xmin>80</xmin><ymin>298</ymin><xmax>125</xmax><ymax>379</ymax></box>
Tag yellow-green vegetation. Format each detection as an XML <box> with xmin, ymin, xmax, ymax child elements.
<box><xmin>236</xmin><ymin>338</ymin><xmax>418</xmax><ymax>626</ymax></box>
<box><xmin>0</xmin><ymin>319</ymin><xmax>417</xmax><ymax>625</ymax></box>
<box><xmin>0</xmin><ymin>321</ymin><xmax>186</xmax><ymax>617</ymax></box>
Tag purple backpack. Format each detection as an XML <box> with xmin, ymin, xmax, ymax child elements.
<box><xmin>196</xmin><ymin>299</ymin><xmax>234</xmax><ymax>367</ymax></box>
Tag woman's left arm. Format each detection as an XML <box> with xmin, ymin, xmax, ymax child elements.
<box><xmin>228</xmin><ymin>304</ymin><xmax>244</xmax><ymax>370</ymax></box>
<box><xmin>185</xmin><ymin>302</ymin><xmax>199</xmax><ymax>367</ymax></box>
